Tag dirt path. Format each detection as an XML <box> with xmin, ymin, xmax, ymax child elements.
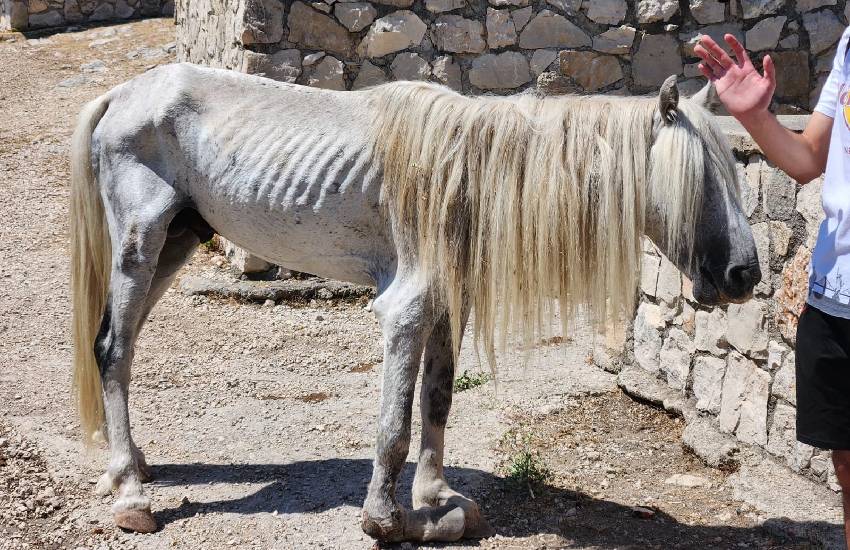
<box><xmin>0</xmin><ymin>19</ymin><xmax>813</xmax><ymax>550</ymax></box>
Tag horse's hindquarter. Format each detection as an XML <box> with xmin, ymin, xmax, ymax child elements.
<box><xmin>117</xmin><ymin>64</ymin><xmax>393</xmax><ymax>286</ymax></box>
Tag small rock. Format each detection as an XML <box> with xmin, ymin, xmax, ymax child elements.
<box><xmin>664</xmin><ymin>473</ymin><xmax>713</xmax><ymax>488</ymax></box>
<box><xmin>632</xmin><ymin>506</ymin><xmax>656</xmax><ymax>519</ymax></box>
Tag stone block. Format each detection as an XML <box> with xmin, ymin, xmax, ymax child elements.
<box><xmin>761</xmin><ymin>161</ymin><xmax>797</xmax><ymax>220</ymax></box>
<box><xmin>489</xmin><ymin>0</ymin><xmax>530</xmax><ymax>5</ymax></box>
<box><xmin>545</xmin><ymin>0</ymin><xmax>581</xmax><ymax>12</ymax></box>
<box><xmin>633</xmin><ymin>302</ymin><xmax>664</xmax><ymax>373</ymax></box>
<box><xmin>740</xmin><ymin>0</ymin><xmax>785</xmax><ymax>19</ymax></box>
<box><xmin>694</xmin><ymin>308</ymin><xmax>728</xmax><ymax>356</ymax></box>
<box><xmin>796</xmin><ymin>177</ymin><xmax>824</xmax><ymax>248</ymax></box>
<box><xmin>391</xmin><ymin>53</ymin><xmax>431</xmax><ymax>81</ymax></box>
<box><xmin>803</xmin><ymin>9</ymin><xmax>844</xmax><ymax>54</ymax></box>
<box><xmin>288</xmin><ymin>1</ymin><xmax>352</xmax><ymax>55</ymax></box>
<box><xmin>766</xmin><ymin>401</ymin><xmax>797</xmax><ymax>464</ymax></box>
<box><xmin>692</xmin><ymin>355</ymin><xmax>726</xmax><ymax>414</ymax></box>
<box><xmin>769</xmin><ymin>221</ymin><xmax>792</xmax><ymax>259</ymax></box>
<box><xmin>769</xmin><ymin>51</ymin><xmax>810</xmax><ymax>101</ymax></box>
<box><xmin>790</xmin><ymin>441</ymin><xmax>815</xmax><ymax>473</ymax></box>
<box><xmin>587</xmin><ymin>0</ymin><xmax>627</xmax><ymax>25</ymax></box>
<box><xmin>224</xmin><ymin>240</ymin><xmax>272</xmax><ymax>274</ymax></box>
<box><xmin>797</xmin><ymin>0</ymin><xmax>837</xmax><ymax>11</ymax></box>
<box><xmin>352</xmin><ymin>60</ymin><xmax>387</xmax><ymax>90</ymax></box>
<box><xmin>308</xmin><ymin>55</ymin><xmax>345</xmax><ymax>90</ymax></box>
<box><xmin>640</xmin><ymin>252</ymin><xmax>660</xmax><ymax>297</ymax></box>
<box><xmin>469</xmin><ymin>51</ymin><xmax>530</xmax><ymax>89</ymax></box>
<box><xmin>776</xmin><ymin>246</ymin><xmax>811</xmax><ymax>344</ymax></box>
<box><xmin>239</xmin><ymin>0</ymin><xmax>284</xmax><ymax>45</ymax></box>
<box><xmin>682</xmin><ymin>416</ymin><xmax>740</xmax><ymax>469</ymax></box>
<box><xmin>718</xmin><ymin>351</ymin><xmax>770</xmax><ymax>446</ymax></box>
<box><xmin>632</xmin><ymin>33</ymin><xmax>682</xmax><ymax>89</ymax></box>
<box><xmin>743</xmin><ymin>156</ymin><xmax>761</xmax><ymax>218</ymax></box>
<box><xmin>592</xmin><ymin>25</ymin><xmax>635</xmax><ymax>55</ymax></box>
<box><xmin>726</xmin><ymin>300</ymin><xmax>769</xmax><ymax>359</ymax></box>
<box><xmin>486</xmin><ymin>8</ymin><xmax>517</xmax><ymax>49</ymax></box>
<box><xmin>746</xmin><ymin>16</ymin><xmax>786</xmax><ymax>52</ymax></box>
<box><xmin>425</xmin><ymin>0</ymin><xmax>466</xmax><ymax>13</ymax></box>
<box><xmin>689</xmin><ymin>0</ymin><xmax>725</xmax><ymax>24</ymax></box>
<box><xmin>432</xmin><ymin>55</ymin><xmax>462</xmax><ymax>90</ymax></box>
<box><xmin>433</xmin><ymin>14</ymin><xmax>486</xmax><ymax>54</ymax></box>
<box><xmin>334</xmin><ymin>2</ymin><xmax>376</xmax><ymax>32</ymax></box>
<box><xmin>766</xmin><ymin>340</ymin><xmax>787</xmax><ymax>372</ymax></box>
<box><xmin>358</xmin><ymin>10</ymin><xmax>426</xmax><ymax>58</ymax></box>
<box><xmin>530</xmin><ymin>49</ymin><xmax>557</xmax><ymax>76</ymax></box>
<box><xmin>511</xmin><ymin>6</ymin><xmax>533</xmax><ymax>31</ymax></box>
<box><xmin>241</xmin><ymin>49</ymin><xmax>302</xmax><ymax>82</ymax></box>
<box><xmin>680</xmin><ymin>24</ymin><xmax>743</xmax><ymax>57</ymax></box>
<box><xmin>772</xmin><ymin>350</ymin><xmax>796</xmax><ymax>405</ymax></box>
<box><xmin>518</xmin><ymin>9</ymin><xmax>591</xmax><ymax>49</ymax></box>
<box><xmin>660</xmin><ymin>328</ymin><xmax>694</xmax><ymax>391</ymax></box>
<box><xmin>656</xmin><ymin>255</ymin><xmax>681</xmax><ymax>304</ymax></box>
<box><xmin>636</xmin><ymin>0</ymin><xmax>678</xmax><ymax>23</ymax></box>
<box><xmin>29</xmin><ymin>8</ymin><xmax>64</xmax><ymax>26</ymax></box>
<box><xmin>752</xmin><ymin>222</ymin><xmax>771</xmax><ymax>296</ymax></box>
<box><xmin>558</xmin><ymin>50</ymin><xmax>623</xmax><ymax>91</ymax></box>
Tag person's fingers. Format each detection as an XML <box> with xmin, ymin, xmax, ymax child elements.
<box><xmin>701</xmin><ymin>35</ymin><xmax>735</xmax><ymax>68</ymax></box>
<box><xmin>698</xmin><ymin>64</ymin><xmax>717</xmax><ymax>81</ymax></box>
<box><xmin>725</xmin><ymin>33</ymin><xmax>751</xmax><ymax>67</ymax></box>
<box><xmin>763</xmin><ymin>53</ymin><xmax>776</xmax><ymax>86</ymax></box>
<box><xmin>694</xmin><ymin>45</ymin><xmax>725</xmax><ymax>75</ymax></box>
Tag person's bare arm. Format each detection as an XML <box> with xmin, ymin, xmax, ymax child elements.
<box><xmin>694</xmin><ymin>34</ymin><xmax>832</xmax><ymax>184</ymax></box>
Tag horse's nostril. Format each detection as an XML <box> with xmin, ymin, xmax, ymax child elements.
<box><xmin>726</xmin><ymin>264</ymin><xmax>762</xmax><ymax>289</ymax></box>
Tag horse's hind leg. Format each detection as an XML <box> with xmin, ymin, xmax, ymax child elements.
<box><xmin>92</xmin><ymin>178</ymin><xmax>189</xmax><ymax>533</ymax></box>
<box><xmin>412</xmin><ymin>312</ymin><xmax>493</xmax><ymax>538</ymax></box>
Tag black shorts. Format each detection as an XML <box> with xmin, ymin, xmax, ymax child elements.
<box><xmin>795</xmin><ymin>304</ymin><xmax>850</xmax><ymax>450</ymax></box>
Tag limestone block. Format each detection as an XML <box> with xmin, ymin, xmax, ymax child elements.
<box><xmin>751</xmin><ymin>222</ymin><xmax>771</xmax><ymax>296</ymax></box>
<box><xmin>692</xmin><ymin>356</ymin><xmax>726</xmax><ymax>414</ymax></box>
<box><xmin>511</xmin><ymin>6</ymin><xmax>532</xmax><ymax>31</ymax></box>
<box><xmin>797</xmin><ymin>0</ymin><xmax>837</xmax><ymax>11</ymax></box>
<box><xmin>790</xmin><ymin>442</ymin><xmax>815</xmax><ymax>472</ymax></box>
<box><xmin>726</xmin><ymin>300</ymin><xmax>769</xmax><ymax>359</ymax></box>
<box><xmin>352</xmin><ymin>60</ymin><xmax>387</xmax><ymax>89</ymax></box>
<box><xmin>29</xmin><ymin>0</ymin><xmax>48</xmax><ymax>13</ymax></box>
<box><xmin>115</xmin><ymin>0</ymin><xmax>135</xmax><ymax>18</ymax></box>
<box><xmin>694</xmin><ymin>308</ymin><xmax>728</xmax><ymax>356</ymax></box>
<box><xmin>656</xmin><ymin>255</ymin><xmax>681</xmax><ymax>305</ymax></box>
<box><xmin>530</xmin><ymin>49</ymin><xmax>557</xmax><ymax>76</ymax></box>
<box><xmin>771</xmin><ymin>51</ymin><xmax>810</xmax><ymax>101</ymax></box>
<box><xmin>632</xmin><ymin>34</ymin><xmax>682</xmax><ymax>89</ymax></box>
<box><xmin>803</xmin><ymin>9</ymin><xmax>844</xmax><ymax>54</ymax></box>
<box><xmin>239</xmin><ymin>0</ymin><xmax>284</xmax><ymax>45</ymax></box>
<box><xmin>30</xmin><ymin>8</ymin><xmax>64</xmax><ymax>26</ymax></box>
<box><xmin>743</xmin><ymin>156</ymin><xmax>761</xmax><ymax>218</ymax></box>
<box><xmin>636</xmin><ymin>0</ymin><xmax>679</xmax><ymax>23</ymax></box>
<box><xmin>433</xmin><ymin>14</ymin><xmax>486</xmax><ymax>54</ymax></box>
<box><xmin>640</xmin><ymin>251</ymin><xmax>660</xmax><ymax>297</ymax></box>
<box><xmin>358</xmin><ymin>10</ymin><xmax>427</xmax><ymax>58</ymax></box>
<box><xmin>559</xmin><ymin>50</ymin><xmax>623</xmax><ymax>91</ymax></box>
<box><xmin>761</xmin><ymin>161</ymin><xmax>797</xmax><ymax>221</ymax></box>
<box><xmin>680</xmin><ymin>24</ymin><xmax>743</xmax><ymax>57</ymax></box>
<box><xmin>766</xmin><ymin>402</ymin><xmax>797</xmax><ymax>462</ymax></box>
<box><xmin>391</xmin><ymin>52</ymin><xmax>431</xmax><ymax>81</ymax></box>
<box><xmin>587</xmin><ymin>0</ymin><xmax>627</xmax><ymax>25</ymax></box>
<box><xmin>776</xmin><ymin>246</ymin><xmax>811</xmax><ymax>344</ymax></box>
<box><xmin>288</xmin><ymin>1</ymin><xmax>353</xmax><ymax>55</ymax></box>
<box><xmin>778</xmin><ymin>34</ymin><xmax>799</xmax><ymax>49</ymax></box>
<box><xmin>718</xmin><ymin>351</ymin><xmax>770</xmax><ymax>446</ymax></box>
<box><xmin>308</xmin><ymin>55</ymin><xmax>346</xmax><ymax>90</ymax></box>
<box><xmin>241</xmin><ymin>49</ymin><xmax>302</xmax><ymax>82</ymax></box>
<box><xmin>432</xmin><ymin>55</ymin><xmax>462</xmax><ymax>90</ymax></box>
<box><xmin>425</xmin><ymin>0</ymin><xmax>466</xmax><ymax>13</ymax></box>
<box><xmin>689</xmin><ymin>0</ymin><xmax>725</xmax><ymax>24</ymax></box>
<box><xmin>593</xmin><ymin>25</ymin><xmax>636</xmax><ymax>55</ymax></box>
<box><xmin>486</xmin><ymin>8</ymin><xmax>517</xmax><ymax>49</ymax></box>
<box><xmin>334</xmin><ymin>2</ymin><xmax>376</xmax><ymax>32</ymax></box>
<box><xmin>746</xmin><ymin>16</ymin><xmax>786</xmax><ymax>51</ymax></box>
<box><xmin>545</xmin><ymin>0</ymin><xmax>581</xmax><ymax>12</ymax></box>
<box><xmin>224</xmin><ymin>240</ymin><xmax>272</xmax><ymax>274</ymax></box>
<box><xmin>766</xmin><ymin>340</ymin><xmax>787</xmax><ymax>372</ymax></box>
<box><xmin>772</xmin><ymin>350</ymin><xmax>796</xmax><ymax>405</ymax></box>
<box><xmin>518</xmin><ymin>10</ymin><xmax>591</xmax><ymax>49</ymax></box>
<box><xmin>796</xmin><ymin>176</ymin><xmax>824</xmax><ymax>248</ymax></box>
<box><xmin>660</xmin><ymin>328</ymin><xmax>694</xmax><ymax>391</ymax></box>
<box><xmin>633</xmin><ymin>302</ymin><xmax>664</xmax><ymax>373</ymax></box>
<box><xmin>469</xmin><ymin>51</ymin><xmax>530</xmax><ymax>89</ymax></box>
<box><xmin>769</xmin><ymin>221</ymin><xmax>792</xmax><ymax>258</ymax></box>
<box><xmin>739</xmin><ymin>0</ymin><xmax>785</xmax><ymax>19</ymax></box>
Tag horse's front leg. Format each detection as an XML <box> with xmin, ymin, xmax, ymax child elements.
<box><xmin>412</xmin><ymin>312</ymin><xmax>493</xmax><ymax>539</ymax></box>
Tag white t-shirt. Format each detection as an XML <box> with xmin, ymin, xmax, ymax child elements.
<box><xmin>810</xmin><ymin>27</ymin><xmax>850</xmax><ymax>317</ymax></box>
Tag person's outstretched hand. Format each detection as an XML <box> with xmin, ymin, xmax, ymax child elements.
<box><xmin>694</xmin><ymin>34</ymin><xmax>776</xmax><ymax>122</ymax></box>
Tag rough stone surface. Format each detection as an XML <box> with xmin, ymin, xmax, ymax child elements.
<box><xmin>632</xmin><ymin>33</ymin><xmax>683</xmax><ymax>88</ymax></box>
<box><xmin>773</xmin><ymin>350</ymin><xmax>797</xmax><ymax>405</ymax></box>
<box><xmin>796</xmin><ymin>177</ymin><xmax>824</xmax><ymax>247</ymax></box>
<box><xmin>530</xmin><ymin>49</ymin><xmax>557</xmax><ymax>76</ymax></box>
<box><xmin>587</xmin><ymin>0</ymin><xmax>627</xmax><ymax>25</ymax></box>
<box><xmin>692</xmin><ymin>356</ymin><xmax>726</xmax><ymax>414</ymax></box>
<box><xmin>766</xmin><ymin>401</ymin><xmax>797</xmax><ymax>463</ymax></box>
<box><xmin>558</xmin><ymin>50</ymin><xmax>623</xmax><ymax>91</ymax></box>
<box><xmin>431</xmin><ymin>55</ymin><xmax>462</xmax><ymax>90</ymax></box>
<box><xmin>682</xmin><ymin>416</ymin><xmax>740</xmax><ymax>469</ymax></box>
<box><xmin>433</xmin><ymin>14</ymin><xmax>486</xmax><ymax>53</ymax></box>
<box><xmin>740</xmin><ymin>0</ymin><xmax>786</xmax><ymax>19</ymax></box>
<box><xmin>656</xmin><ymin>255</ymin><xmax>682</xmax><ymax>304</ymax></box>
<box><xmin>288</xmin><ymin>1</ymin><xmax>353</xmax><ymax>55</ymax></box>
<box><xmin>777</xmin><ymin>245</ymin><xmax>811</xmax><ymax>343</ymax></box>
<box><xmin>689</xmin><ymin>0</ymin><xmax>726</xmax><ymax>23</ymax></box>
<box><xmin>680</xmin><ymin>23</ymin><xmax>744</xmax><ymax>57</ymax></box>
<box><xmin>518</xmin><ymin>9</ymin><xmax>591</xmax><ymax>49</ymax></box>
<box><xmin>797</xmin><ymin>0</ymin><xmax>837</xmax><ymax>10</ymax></box>
<box><xmin>424</xmin><ymin>0</ymin><xmax>466</xmax><ymax>13</ymax></box>
<box><xmin>640</xmin><ymin>251</ymin><xmax>660</xmax><ymax>297</ymax></box>
<box><xmin>352</xmin><ymin>60</ymin><xmax>387</xmax><ymax>89</ymax></box>
<box><xmin>469</xmin><ymin>51</ymin><xmax>531</xmax><ymax>89</ymax></box>
<box><xmin>718</xmin><ymin>351</ymin><xmax>770</xmax><ymax>446</ymax></box>
<box><xmin>802</xmin><ymin>9</ymin><xmax>844</xmax><ymax>54</ymax></box>
<box><xmin>694</xmin><ymin>308</ymin><xmax>728</xmax><ymax>356</ymax></box>
<box><xmin>746</xmin><ymin>16</ymin><xmax>786</xmax><ymax>51</ymax></box>
<box><xmin>592</xmin><ymin>25</ymin><xmax>636</xmax><ymax>55</ymax></box>
<box><xmin>633</xmin><ymin>302</ymin><xmax>664</xmax><ymax>373</ymax></box>
<box><xmin>761</xmin><ymin>161</ymin><xmax>797</xmax><ymax>221</ymax></box>
<box><xmin>358</xmin><ymin>10</ymin><xmax>426</xmax><ymax>58</ymax></box>
<box><xmin>390</xmin><ymin>52</ymin><xmax>431</xmax><ymax>81</ymax></box>
<box><xmin>511</xmin><ymin>5</ymin><xmax>533</xmax><ymax>31</ymax></box>
<box><xmin>659</xmin><ymin>328</ymin><xmax>694</xmax><ymax>391</ymax></box>
<box><xmin>770</xmin><ymin>51</ymin><xmax>811</xmax><ymax>100</ymax></box>
<box><xmin>308</xmin><ymin>55</ymin><xmax>346</xmax><ymax>90</ymax></box>
<box><xmin>241</xmin><ymin>49</ymin><xmax>302</xmax><ymax>82</ymax></box>
<box><xmin>751</xmin><ymin>222</ymin><xmax>772</xmax><ymax>296</ymax></box>
<box><xmin>486</xmin><ymin>8</ymin><xmax>517</xmax><ymax>49</ymax></box>
<box><xmin>636</xmin><ymin>0</ymin><xmax>679</xmax><ymax>23</ymax></box>
<box><xmin>334</xmin><ymin>2</ymin><xmax>376</xmax><ymax>32</ymax></box>
<box><xmin>727</xmin><ymin>301</ymin><xmax>769</xmax><ymax>359</ymax></box>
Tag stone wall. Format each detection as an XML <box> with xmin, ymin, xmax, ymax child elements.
<box><xmin>0</xmin><ymin>0</ymin><xmax>173</xmax><ymax>31</ymax></box>
<box><xmin>611</xmin><ymin>116</ymin><xmax>841</xmax><ymax>492</ymax></box>
<box><xmin>175</xmin><ymin>0</ymin><xmax>850</xmax><ymax>110</ymax></box>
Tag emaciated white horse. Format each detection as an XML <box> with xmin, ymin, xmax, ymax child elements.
<box><xmin>70</xmin><ymin>63</ymin><xmax>759</xmax><ymax>542</ymax></box>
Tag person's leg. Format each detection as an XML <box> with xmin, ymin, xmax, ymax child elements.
<box><xmin>834</xmin><ymin>450</ymin><xmax>850</xmax><ymax>549</ymax></box>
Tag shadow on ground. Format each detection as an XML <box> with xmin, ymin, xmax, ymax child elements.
<box><xmin>151</xmin><ymin>459</ymin><xmax>832</xmax><ymax>548</ymax></box>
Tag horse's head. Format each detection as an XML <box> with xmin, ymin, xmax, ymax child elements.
<box><xmin>644</xmin><ymin>76</ymin><xmax>760</xmax><ymax>306</ymax></box>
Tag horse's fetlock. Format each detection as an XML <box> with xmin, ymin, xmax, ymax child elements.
<box><xmin>361</xmin><ymin>507</ymin><xmax>405</xmax><ymax>542</ymax></box>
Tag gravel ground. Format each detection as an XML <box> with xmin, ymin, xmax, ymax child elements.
<box><xmin>0</xmin><ymin>18</ymin><xmax>814</xmax><ymax>550</ymax></box>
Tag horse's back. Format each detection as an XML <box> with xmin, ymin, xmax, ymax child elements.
<box><xmin>93</xmin><ymin>63</ymin><xmax>393</xmax><ymax>286</ymax></box>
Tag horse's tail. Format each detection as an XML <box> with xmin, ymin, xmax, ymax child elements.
<box><xmin>70</xmin><ymin>94</ymin><xmax>112</xmax><ymax>445</ymax></box>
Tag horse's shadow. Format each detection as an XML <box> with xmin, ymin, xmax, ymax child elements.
<box><xmin>150</xmin><ymin>458</ymin><xmax>836</xmax><ymax>548</ymax></box>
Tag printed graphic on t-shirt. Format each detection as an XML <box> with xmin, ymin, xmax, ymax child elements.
<box><xmin>811</xmin><ymin>270</ymin><xmax>850</xmax><ymax>304</ymax></box>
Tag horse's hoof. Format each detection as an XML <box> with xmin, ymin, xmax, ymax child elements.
<box><xmin>114</xmin><ymin>508</ymin><xmax>157</xmax><ymax>533</ymax></box>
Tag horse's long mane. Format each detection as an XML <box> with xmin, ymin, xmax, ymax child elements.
<box><xmin>370</xmin><ymin>81</ymin><xmax>735</xmax><ymax>362</ymax></box>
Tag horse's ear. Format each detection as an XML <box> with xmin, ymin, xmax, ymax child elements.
<box><xmin>658</xmin><ymin>75</ymin><xmax>679</xmax><ymax>123</ymax></box>
<box><xmin>692</xmin><ymin>81</ymin><xmax>721</xmax><ymax>113</ymax></box>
